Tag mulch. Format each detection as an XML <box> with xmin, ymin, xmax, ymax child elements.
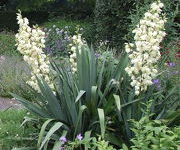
<box><xmin>0</xmin><ymin>97</ymin><xmax>23</xmax><ymax>110</ymax></box>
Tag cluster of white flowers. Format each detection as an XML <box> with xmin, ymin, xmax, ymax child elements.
<box><xmin>15</xmin><ymin>12</ymin><xmax>54</xmax><ymax>92</ymax></box>
<box><xmin>125</xmin><ymin>1</ymin><xmax>167</xmax><ymax>95</ymax></box>
<box><xmin>69</xmin><ymin>33</ymin><xmax>86</xmax><ymax>72</ymax></box>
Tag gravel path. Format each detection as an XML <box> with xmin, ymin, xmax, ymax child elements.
<box><xmin>0</xmin><ymin>97</ymin><xmax>23</xmax><ymax>110</ymax></box>
<box><xmin>0</xmin><ymin>55</ymin><xmax>27</xmax><ymax>110</ymax></box>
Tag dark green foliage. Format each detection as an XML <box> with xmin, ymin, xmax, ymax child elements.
<box><xmin>48</xmin><ymin>0</ymin><xmax>95</xmax><ymax>20</ymax></box>
<box><xmin>0</xmin><ymin>11</ymin><xmax>49</xmax><ymax>32</ymax></box>
<box><xmin>94</xmin><ymin>0</ymin><xmax>136</xmax><ymax>49</ymax></box>
<box><xmin>1</xmin><ymin>0</ymin><xmax>54</xmax><ymax>11</ymax></box>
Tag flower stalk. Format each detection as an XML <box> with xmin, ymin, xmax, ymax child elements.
<box><xmin>125</xmin><ymin>1</ymin><xmax>167</xmax><ymax>95</ymax></box>
<box><xmin>15</xmin><ymin>11</ymin><xmax>54</xmax><ymax>92</ymax></box>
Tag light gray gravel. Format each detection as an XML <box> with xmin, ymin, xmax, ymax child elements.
<box><xmin>0</xmin><ymin>97</ymin><xmax>23</xmax><ymax>110</ymax></box>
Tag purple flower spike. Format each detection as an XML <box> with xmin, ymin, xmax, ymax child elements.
<box><xmin>152</xmin><ymin>79</ymin><xmax>160</xmax><ymax>84</ymax></box>
<box><xmin>76</xmin><ymin>133</ymin><xmax>83</xmax><ymax>140</ymax></box>
<box><xmin>152</xmin><ymin>79</ymin><xmax>161</xmax><ymax>90</ymax></box>
<box><xmin>167</xmin><ymin>62</ymin><xmax>176</xmax><ymax>67</ymax></box>
<box><xmin>172</xmin><ymin>71</ymin><xmax>180</xmax><ymax>75</ymax></box>
<box><xmin>59</xmin><ymin>147</ymin><xmax>65</xmax><ymax>150</ymax></box>
<box><xmin>95</xmin><ymin>53</ymin><xmax>101</xmax><ymax>58</ymax></box>
<box><xmin>59</xmin><ymin>136</ymin><xmax>67</xmax><ymax>144</ymax></box>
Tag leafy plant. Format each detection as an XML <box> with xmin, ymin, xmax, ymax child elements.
<box><xmin>128</xmin><ymin>103</ymin><xmax>180</xmax><ymax>150</ymax></box>
<box><xmin>60</xmin><ymin>135</ymin><xmax>116</xmax><ymax>150</ymax></box>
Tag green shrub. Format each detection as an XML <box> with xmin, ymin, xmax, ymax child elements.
<box><xmin>0</xmin><ymin>32</ymin><xmax>19</xmax><ymax>56</ymax></box>
<box><xmin>130</xmin><ymin>120</ymin><xmax>180</xmax><ymax>150</ymax></box>
<box><xmin>60</xmin><ymin>135</ymin><xmax>116</xmax><ymax>150</ymax></box>
<box><xmin>47</xmin><ymin>0</ymin><xmax>95</xmax><ymax>20</ymax></box>
<box><xmin>11</xmin><ymin>1</ymin><xmax>179</xmax><ymax>148</ymax></box>
<box><xmin>129</xmin><ymin>112</ymin><xmax>180</xmax><ymax>149</ymax></box>
<box><xmin>94</xmin><ymin>0</ymin><xmax>135</xmax><ymax>49</ymax></box>
<box><xmin>43</xmin><ymin>18</ymin><xmax>94</xmax><ymax>45</ymax></box>
<box><xmin>0</xmin><ymin>11</ymin><xmax>49</xmax><ymax>32</ymax></box>
<box><xmin>12</xmin><ymin>45</ymin><xmax>179</xmax><ymax>149</ymax></box>
<box><xmin>1</xmin><ymin>0</ymin><xmax>54</xmax><ymax>11</ymax></box>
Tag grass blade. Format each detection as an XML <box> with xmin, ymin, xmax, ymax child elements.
<box><xmin>40</xmin><ymin>122</ymin><xmax>63</xmax><ymax>150</ymax></box>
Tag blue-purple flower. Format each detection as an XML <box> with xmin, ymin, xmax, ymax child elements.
<box><xmin>152</xmin><ymin>79</ymin><xmax>160</xmax><ymax>84</ymax></box>
<box><xmin>76</xmin><ymin>133</ymin><xmax>83</xmax><ymax>140</ymax></box>
<box><xmin>59</xmin><ymin>147</ymin><xmax>65</xmax><ymax>150</ymax></box>
<box><xmin>59</xmin><ymin>136</ymin><xmax>67</xmax><ymax>144</ymax></box>
<box><xmin>95</xmin><ymin>53</ymin><xmax>101</xmax><ymax>58</ymax></box>
<box><xmin>167</xmin><ymin>62</ymin><xmax>176</xmax><ymax>67</ymax></box>
<box><xmin>152</xmin><ymin>79</ymin><xmax>161</xmax><ymax>90</ymax></box>
<box><xmin>172</xmin><ymin>71</ymin><xmax>180</xmax><ymax>75</ymax></box>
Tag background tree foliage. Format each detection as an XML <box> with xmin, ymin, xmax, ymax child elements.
<box><xmin>0</xmin><ymin>0</ymin><xmax>55</xmax><ymax>11</ymax></box>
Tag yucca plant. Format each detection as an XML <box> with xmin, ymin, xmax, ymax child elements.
<box><xmin>12</xmin><ymin>44</ymin><xmax>129</xmax><ymax>149</ymax></box>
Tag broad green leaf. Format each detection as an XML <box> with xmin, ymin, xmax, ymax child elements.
<box><xmin>114</xmin><ymin>53</ymin><xmax>128</xmax><ymax>80</ymax></box>
<box><xmin>114</xmin><ymin>95</ymin><xmax>121</xmax><ymax>112</ymax></box>
<box><xmin>74</xmin><ymin>105</ymin><xmax>87</xmax><ymax>138</ymax></box>
<box><xmin>98</xmin><ymin>108</ymin><xmax>105</xmax><ymax>138</ymax></box>
<box><xmin>52</xmin><ymin>141</ymin><xmax>62</xmax><ymax>150</ymax></box>
<box><xmin>11</xmin><ymin>93</ymin><xmax>50</xmax><ymax>118</ymax></box>
<box><xmin>37</xmin><ymin>119</ymin><xmax>54</xmax><ymax>149</ymax></box>
<box><xmin>105</xmin><ymin>132</ymin><xmax>123</xmax><ymax>147</ymax></box>
<box><xmin>75</xmin><ymin>90</ymin><xmax>86</xmax><ymax>103</ymax></box>
<box><xmin>40</xmin><ymin>122</ymin><xmax>63</xmax><ymax>150</ymax></box>
<box><xmin>36</xmin><ymin>78</ymin><xmax>64</xmax><ymax>121</ymax></box>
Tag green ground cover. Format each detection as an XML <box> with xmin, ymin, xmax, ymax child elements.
<box><xmin>0</xmin><ymin>109</ymin><xmax>37</xmax><ymax>150</ymax></box>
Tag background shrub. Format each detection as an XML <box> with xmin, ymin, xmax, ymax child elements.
<box><xmin>47</xmin><ymin>0</ymin><xmax>95</xmax><ymax>20</ymax></box>
<box><xmin>0</xmin><ymin>32</ymin><xmax>19</xmax><ymax>56</ymax></box>
<box><xmin>94</xmin><ymin>0</ymin><xmax>136</xmax><ymax>49</ymax></box>
<box><xmin>43</xmin><ymin>19</ymin><xmax>95</xmax><ymax>49</ymax></box>
<box><xmin>0</xmin><ymin>11</ymin><xmax>49</xmax><ymax>32</ymax></box>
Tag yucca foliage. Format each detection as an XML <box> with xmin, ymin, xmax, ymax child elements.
<box><xmin>12</xmin><ymin>44</ymin><xmax>128</xmax><ymax>149</ymax></box>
